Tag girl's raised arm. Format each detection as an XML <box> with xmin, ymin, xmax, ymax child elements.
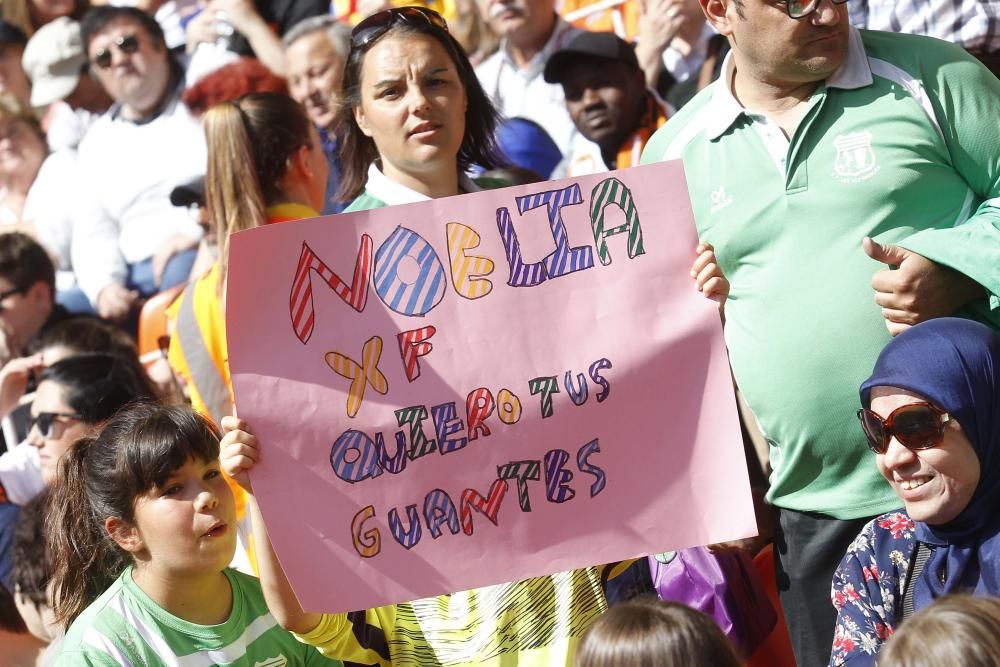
<box><xmin>219</xmin><ymin>416</ymin><xmax>323</xmax><ymax>634</ymax></box>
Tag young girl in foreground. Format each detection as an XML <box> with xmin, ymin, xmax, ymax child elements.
<box><xmin>46</xmin><ymin>403</ymin><xmax>340</xmax><ymax>666</ymax></box>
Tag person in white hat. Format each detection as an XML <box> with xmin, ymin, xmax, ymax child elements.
<box><xmin>21</xmin><ymin>16</ymin><xmax>111</xmax><ymax>151</ymax></box>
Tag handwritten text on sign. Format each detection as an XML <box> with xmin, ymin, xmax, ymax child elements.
<box><xmin>226</xmin><ymin>162</ymin><xmax>756</xmax><ymax>613</ymax></box>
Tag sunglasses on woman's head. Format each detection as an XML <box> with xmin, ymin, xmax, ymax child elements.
<box><xmin>28</xmin><ymin>411</ymin><xmax>84</xmax><ymax>439</ymax></box>
<box><xmin>351</xmin><ymin>7</ymin><xmax>449</xmax><ymax>50</ymax></box>
<box><xmin>857</xmin><ymin>402</ymin><xmax>950</xmax><ymax>454</ymax></box>
<box><xmin>92</xmin><ymin>34</ymin><xmax>141</xmax><ymax>69</ymax></box>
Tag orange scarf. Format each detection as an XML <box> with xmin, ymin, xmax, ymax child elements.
<box><xmin>615</xmin><ymin>93</ymin><xmax>669</xmax><ymax>170</ymax></box>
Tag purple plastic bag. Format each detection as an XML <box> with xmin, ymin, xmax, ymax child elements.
<box><xmin>649</xmin><ymin>547</ymin><xmax>777</xmax><ymax>657</ymax></box>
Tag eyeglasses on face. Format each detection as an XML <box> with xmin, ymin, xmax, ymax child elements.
<box><xmin>28</xmin><ymin>411</ymin><xmax>85</xmax><ymax>439</ymax></box>
<box><xmin>785</xmin><ymin>0</ymin><xmax>849</xmax><ymax>19</ymax></box>
<box><xmin>857</xmin><ymin>402</ymin><xmax>951</xmax><ymax>455</ymax></box>
<box><xmin>92</xmin><ymin>33</ymin><xmax>141</xmax><ymax>70</ymax></box>
<box><xmin>351</xmin><ymin>7</ymin><xmax>449</xmax><ymax>51</ymax></box>
<box><xmin>0</xmin><ymin>285</ymin><xmax>27</xmax><ymax>304</ymax></box>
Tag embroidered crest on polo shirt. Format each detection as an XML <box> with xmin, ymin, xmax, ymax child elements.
<box><xmin>710</xmin><ymin>186</ymin><xmax>733</xmax><ymax>213</ymax></box>
<box><xmin>254</xmin><ymin>656</ymin><xmax>288</xmax><ymax>667</ymax></box>
<box><xmin>834</xmin><ymin>131</ymin><xmax>880</xmax><ymax>182</ymax></box>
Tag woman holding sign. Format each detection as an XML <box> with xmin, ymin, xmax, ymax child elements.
<box><xmin>335</xmin><ymin>6</ymin><xmax>506</xmax><ymax>209</ymax></box>
<box><xmin>218</xmin><ymin>8</ymin><xmax>633</xmax><ymax>665</ymax></box>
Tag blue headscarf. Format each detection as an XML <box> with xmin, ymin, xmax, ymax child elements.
<box><xmin>860</xmin><ymin>318</ymin><xmax>1000</xmax><ymax>609</ymax></box>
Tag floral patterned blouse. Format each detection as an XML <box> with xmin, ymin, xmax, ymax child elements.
<box><xmin>829</xmin><ymin>511</ymin><xmax>917</xmax><ymax>666</ymax></box>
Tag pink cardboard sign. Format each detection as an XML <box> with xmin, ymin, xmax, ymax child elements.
<box><xmin>226</xmin><ymin>161</ymin><xmax>756</xmax><ymax>614</ymax></box>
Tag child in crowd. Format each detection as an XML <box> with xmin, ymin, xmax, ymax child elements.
<box><xmin>879</xmin><ymin>594</ymin><xmax>1000</xmax><ymax>667</ymax></box>
<box><xmin>45</xmin><ymin>403</ymin><xmax>341</xmax><ymax>666</ymax></box>
<box><xmin>574</xmin><ymin>597</ymin><xmax>741</xmax><ymax>667</ymax></box>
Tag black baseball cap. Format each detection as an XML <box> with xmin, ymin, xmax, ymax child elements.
<box><xmin>543</xmin><ymin>31</ymin><xmax>640</xmax><ymax>84</ymax></box>
<box><xmin>170</xmin><ymin>176</ymin><xmax>205</xmax><ymax>208</ymax></box>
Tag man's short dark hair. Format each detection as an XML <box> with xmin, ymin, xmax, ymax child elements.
<box><xmin>80</xmin><ymin>5</ymin><xmax>167</xmax><ymax>52</ymax></box>
<box><xmin>0</xmin><ymin>232</ymin><xmax>56</xmax><ymax>293</ymax></box>
<box><xmin>0</xmin><ymin>20</ymin><xmax>27</xmax><ymax>49</ymax></box>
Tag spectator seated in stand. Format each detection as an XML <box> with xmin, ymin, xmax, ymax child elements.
<box><xmin>0</xmin><ymin>21</ymin><xmax>31</xmax><ymax>108</ymax></box>
<box><xmin>543</xmin><ymin>31</ymin><xmax>668</xmax><ymax>176</ymax></box>
<box><xmin>283</xmin><ymin>15</ymin><xmax>352</xmax><ymax>213</ymax></box>
<box><xmin>71</xmin><ymin>6</ymin><xmax>208</xmax><ymax>326</ymax></box>
<box><xmin>831</xmin><ymin>319</ymin><xmax>1000</xmax><ymax>665</ymax></box>
<box><xmin>0</xmin><ymin>98</ymin><xmax>89</xmax><ymax>313</ymax></box>
<box><xmin>21</xmin><ymin>17</ymin><xmax>113</xmax><ymax>153</ymax></box>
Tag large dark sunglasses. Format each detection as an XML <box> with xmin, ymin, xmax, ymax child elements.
<box><xmin>785</xmin><ymin>0</ymin><xmax>848</xmax><ymax>19</ymax></box>
<box><xmin>857</xmin><ymin>402</ymin><xmax>951</xmax><ymax>455</ymax></box>
<box><xmin>92</xmin><ymin>34</ymin><xmax>141</xmax><ymax>69</ymax></box>
<box><xmin>351</xmin><ymin>7</ymin><xmax>449</xmax><ymax>50</ymax></box>
<box><xmin>28</xmin><ymin>411</ymin><xmax>85</xmax><ymax>439</ymax></box>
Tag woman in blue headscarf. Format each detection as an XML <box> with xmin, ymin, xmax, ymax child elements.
<box><xmin>828</xmin><ymin>318</ymin><xmax>1000</xmax><ymax>666</ymax></box>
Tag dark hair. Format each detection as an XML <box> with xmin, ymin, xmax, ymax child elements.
<box><xmin>181</xmin><ymin>57</ymin><xmax>290</xmax><ymax>116</ymax></box>
<box><xmin>80</xmin><ymin>5</ymin><xmax>166</xmax><ymax>52</ymax></box>
<box><xmin>48</xmin><ymin>403</ymin><xmax>221</xmax><ymax>627</ymax></box>
<box><xmin>12</xmin><ymin>488</ymin><xmax>51</xmax><ymax>612</ymax></box>
<box><xmin>204</xmin><ymin>92</ymin><xmax>314</xmax><ymax>284</ymax></box>
<box><xmin>336</xmin><ymin>20</ymin><xmax>505</xmax><ymax>200</ymax></box>
<box><xmin>38</xmin><ymin>353</ymin><xmax>155</xmax><ymax>424</ymax></box>
<box><xmin>0</xmin><ymin>20</ymin><xmax>28</xmax><ymax>48</ymax></box>
<box><xmin>575</xmin><ymin>597</ymin><xmax>742</xmax><ymax>667</ymax></box>
<box><xmin>28</xmin><ymin>316</ymin><xmax>138</xmax><ymax>359</ymax></box>
<box><xmin>0</xmin><ymin>231</ymin><xmax>55</xmax><ymax>294</ymax></box>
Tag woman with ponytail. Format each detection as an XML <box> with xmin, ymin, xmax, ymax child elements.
<box><xmin>167</xmin><ymin>91</ymin><xmax>327</xmax><ymax>425</ymax></box>
<box><xmin>47</xmin><ymin>403</ymin><xmax>340</xmax><ymax>666</ymax></box>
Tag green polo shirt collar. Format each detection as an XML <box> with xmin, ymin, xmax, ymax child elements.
<box><xmin>704</xmin><ymin>27</ymin><xmax>875</xmax><ymax>141</ymax></box>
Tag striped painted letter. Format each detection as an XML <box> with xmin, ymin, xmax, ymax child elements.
<box><xmin>330</xmin><ymin>429</ymin><xmax>382</xmax><ymax>483</ymax></box>
<box><xmin>351</xmin><ymin>505</ymin><xmax>381</xmax><ymax>558</ymax></box>
<box><xmin>374</xmin><ymin>226</ymin><xmax>447</xmax><ymax>317</ymax></box>
<box><xmin>397</xmin><ymin>326</ymin><xmax>436</xmax><ymax>382</ymax></box>
<box><xmin>431</xmin><ymin>401</ymin><xmax>468</xmax><ymax>455</ymax></box>
<box><xmin>459</xmin><ymin>479</ymin><xmax>508</xmax><ymax>535</ymax></box>
<box><xmin>497</xmin><ymin>460</ymin><xmax>541</xmax><ymax>512</ymax></box>
<box><xmin>544</xmin><ymin>449</ymin><xmax>576</xmax><ymax>503</ymax></box>
<box><xmin>590</xmin><ymin>178</ymin><xmax>645</xmax><ymax>266</ymax></box>
<box><xmin>290</xmin><ymin>238</ymin><xmax>373</xmax><ymax>344</ymax></box>
<box><xmin>496</xmin><ymin>206</ymin><xmax>546</xmax><ymax>287</ymax></box>
<box><xmin>466</xmin><ymin>388</ymin><xmax>495</xmax><ymax>441</ymax></box>
<box><xmin>528</xmin><ymin>376</ymin><xmax>560</xmax><ymax>418</ymax></box>
<box><xmin>446</xmin><ymin>222</ymin><xmax>494</xmax><ymax>299</ymax></box>
<box><xmin>517</xmin><ymin>184</ymin><xmax>594</xmax><ymax>278</ymax></box>
<box><xmin>388</xmin><ymin>505</ymin><xmax>422</xmax><ymax>550</ymax></box>
<box><xmin>325</xmin><ymin>336</ymin><xmax>388</xmax><ymax>418</ymax></box>
<box><xmin>423</xmin><ymin>488</ymin><xmax>460</xmax><ymax>538</ymax></box>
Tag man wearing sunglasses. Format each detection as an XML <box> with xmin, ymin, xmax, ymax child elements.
<box><xmin>640</xmin><ymin>0</ymin><xmax>1000</xmax><ymax>664</ymax></box>
<box><xmin>70</xmin><ymin>6</ymin><xmax>207</xmax><ymax>325</ymax></box>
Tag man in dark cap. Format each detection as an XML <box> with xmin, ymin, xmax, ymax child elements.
<box><xmin>0</xmin><ymin>21</ymin><xmax>30</xmax><ymax>108</ymax></box>
<box><xmin>544</xmin><ymin>31</ymin><xmax>668</xmax><ymax>176</ymax></box>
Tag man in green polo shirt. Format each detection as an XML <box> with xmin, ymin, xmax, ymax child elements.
<box><xmin>641</xmin><ymin>0</ymin><xmax>1000</xmax><ymax>664</ymax></box>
